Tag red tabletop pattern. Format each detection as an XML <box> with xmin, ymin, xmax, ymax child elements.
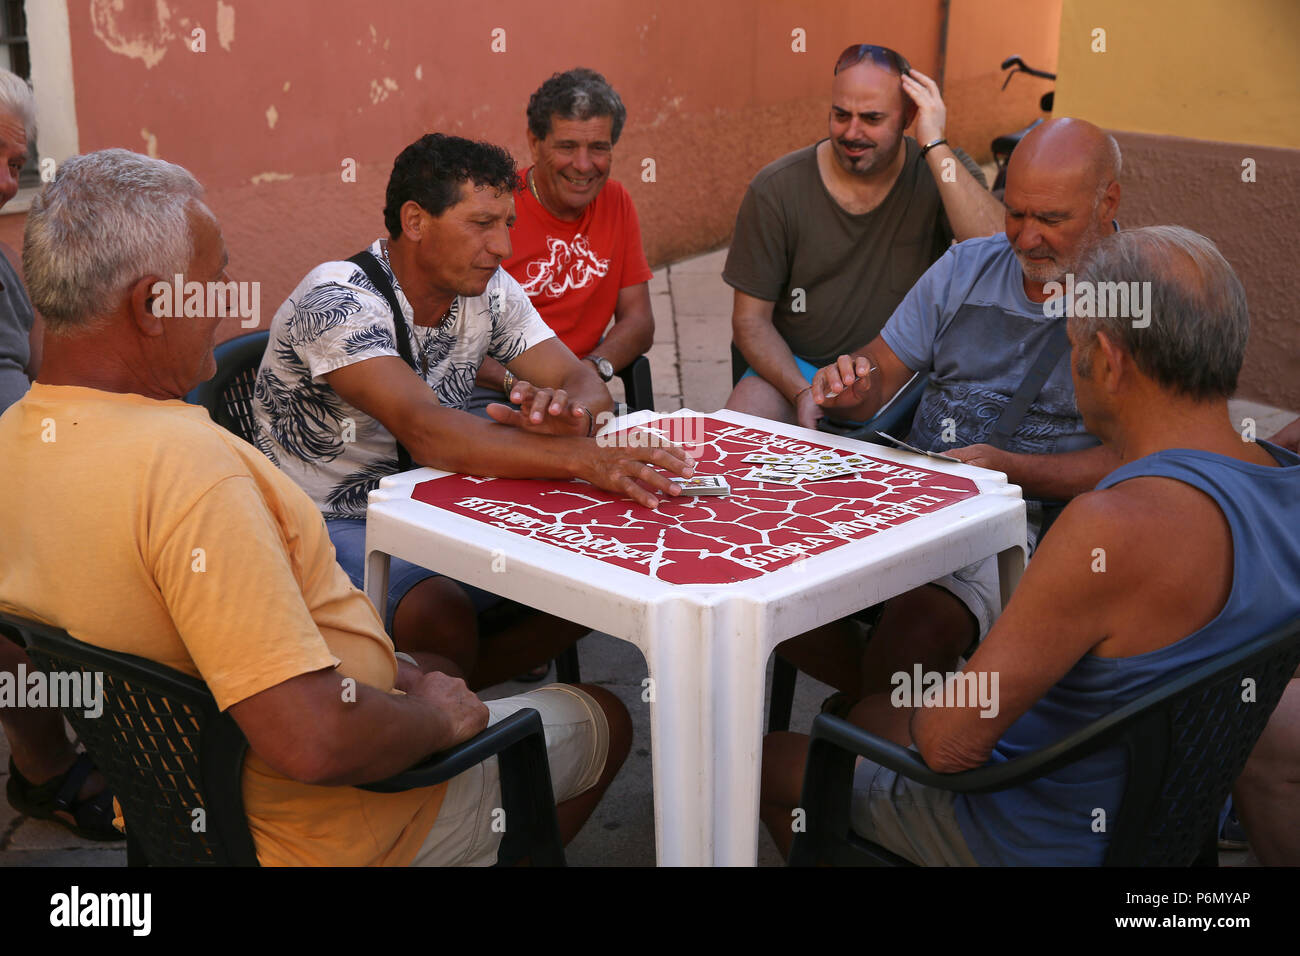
<box><xmin>410</xmin><ymin>417</ymin><xmax>979</xmax><ymax>585</ymax></box>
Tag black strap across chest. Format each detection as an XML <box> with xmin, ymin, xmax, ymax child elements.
<box><xmin>346</xmin><ymin>248</ymin><xmax>416</xmax><ymax>472</ymax></box>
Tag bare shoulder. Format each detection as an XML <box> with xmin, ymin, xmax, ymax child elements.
<box><xmin>1048</xmin><ymin>477</ymin><xmax>1234</xmax><ymax>653</ymax></box>
<box><xmin>1045</xmin><ymin>479</ymin><xmax>1221</xmax><ymax>568</ymax></box>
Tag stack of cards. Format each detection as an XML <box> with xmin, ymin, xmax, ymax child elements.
<box><xmin>678</xmin><ymin>475</ymin><xmax>730</xmax><ymax>496</ymax></box>
<box><xmin>741</xmin><ymin>452</ymin><xmax>871</xmax><ymax>485</ymax></box>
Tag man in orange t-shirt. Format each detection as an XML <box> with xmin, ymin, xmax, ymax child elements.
<box><xmin>471</xmin><ymin>68</ymin><xmax>655</xmax><ymax>411</ymax></box>
<box><xmin>0</xmin><ymin>148</ymin><xmax>631</xmax><ymax>866</ymax></box>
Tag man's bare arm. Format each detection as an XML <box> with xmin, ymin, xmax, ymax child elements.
<box><xmin>592</xmin><ymin>281</ymin><xmax>655</xmax><ymax>372</ymax></box>
<box><xmin>325</xmin><ymin>356</ymin><xmax>690</xmax><ymax>509</ymax></box>
<box><xmin>505</xmin><ymin>337</ymin><xmax>613</xmax><ymax>419</ymax></box>
<box><xmin>731</xmin><ymin>289</ymin><xmax>807</xmax><ymax>404</ymax></box>
<box><xmin>810</xmin><ymin>336</ymin><xmax>917</xmax><ymax>424</ymax></box>
<box><xmin>947</xmin><ymin>442</ymin><xmax>1123</xmax><ymax>500</ymax></box>
<box><xmin>902</xmin><ymin>69</ymin><xmax>1003</xmax><ymax>241</ymax></box>
<box><xmin>911</xmin><ymin>494</ymin><xmax>1126</xmax><ymax>771</ymax></box>
<box><xmin>228</xmin><ymin>667</ymin><xmax>488</xmax><ymax>786</ymax></box>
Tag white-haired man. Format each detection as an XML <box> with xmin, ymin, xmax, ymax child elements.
<box><xmin>0</xmin><ymin>69</ymin><xmax>116</xmax><ymax>843</ymax></box>
<box><xmin>0</xmin><ymin>149</ymin><xmax>631</xmax><ymax>865</ymax></box>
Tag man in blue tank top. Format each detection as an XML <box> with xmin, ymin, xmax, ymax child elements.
<box><xmin>761</xmin><ymin>225</ymin><xmax>1300</xmax><ymax>864</ymax></box>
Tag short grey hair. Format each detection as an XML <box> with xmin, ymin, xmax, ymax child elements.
<box><xmin>1093</xmin><ymin>133</ymin><xmax>1122</xmax><ymax>204</ymax></box>
<box><xmin>23</xmin><ymin>149</ymin><xmax>205</xmax><ymax>333</ymax></box>
<box><xmin>527</xmin><ymin>68</ymin><xmax>627</xmax><ymax>144</ymax></box>
<box><xmin>0</xmin><ymin>68</ymin><xmax>36</xmax><ymax>143</ymax></box>
<box><xmin>1073</xmin><ymin>225</ymin><xmax>1248</xmax><ymax>401</ymax></box>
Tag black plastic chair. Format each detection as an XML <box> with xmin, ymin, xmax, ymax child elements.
<box><xmin>4</xmin><ymin>610</ymin><xmax>565</xmax><ymax>866</ymax></box>
<box><xmin>617</xmin><ymin>354</ymin><xmax>656</xmax><ymax>414</ymax></box>
<box><xmin>185</xmin><ymin>330</ymin><xmax>268</xmax><ymax>443</ymax></box>
<box><xmin>788</xmin><ymin>616</ymin><xmax>1300</xmax><ymax>866</ymax></box>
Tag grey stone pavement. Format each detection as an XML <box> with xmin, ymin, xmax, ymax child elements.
<box><xmin>2</xmin><ymin>245</ymin><xmax>1291</xmax><ymax>867</ymax></box>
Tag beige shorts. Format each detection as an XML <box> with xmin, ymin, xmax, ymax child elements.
<box><xmin>411</xmin><ymin>684</ymin><xmax>609</xmax><ymax>867</ymax></box>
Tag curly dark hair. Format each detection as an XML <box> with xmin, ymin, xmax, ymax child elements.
<box><xmin>526</xmin><ymin>68</ymin><xmax>627</xmax><ymax>145</ymax></box>
<box><xmin>383</xmin><ymin>133</ymin><xmax>517</xmax><ymax>238</ymax></box>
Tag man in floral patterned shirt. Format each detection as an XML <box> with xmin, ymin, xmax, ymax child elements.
<box><xmin>254</xmin><ymin>133</ymin><xmax>692</xmax><ymax>681</ymax></box>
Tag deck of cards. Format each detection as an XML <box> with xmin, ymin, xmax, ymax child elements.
<box><xmin>677</xmin><ymin>475</ymin><xmax>731</xmax><ymax>496</ymax></box>
<box><xmin>741</xmin><ymin>451</ymin><xmax>871</xmax><ymax>485</ymax></box>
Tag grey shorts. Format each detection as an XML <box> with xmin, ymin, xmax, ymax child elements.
<box><xmin>849</xmin><ymin>751</ymin><xmax>980</xmax><ymax>866</ymax></box>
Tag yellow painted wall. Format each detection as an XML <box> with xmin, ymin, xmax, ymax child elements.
<box><xmin>1054</xmin><ymin>0</ymin><xmax>1300</xmax><ymax>148</ymax></box>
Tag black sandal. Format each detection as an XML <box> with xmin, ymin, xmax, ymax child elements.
<box><xmin>6</xmin><ymin>753</ymin><xmax>125</xmax><ymax>842</ymax></box>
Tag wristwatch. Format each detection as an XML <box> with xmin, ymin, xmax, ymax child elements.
<box><xmin>585</xmin><ymin>355</ymin><xmax>615</xmax><ymax>382</ymax></box>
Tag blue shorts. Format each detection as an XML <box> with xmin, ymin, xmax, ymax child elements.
<box><xmin>326</xmin><ymin>517</ymin><xmax>501</xmax><ymax>632</ymax></box>
<box><xmin>742</xmin><ymin>355</ymin><xmax>868</xmax><ymax>426</ymax></box>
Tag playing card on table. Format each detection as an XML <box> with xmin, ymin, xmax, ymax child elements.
<box><xmin>834</xmin><ymin>454</ymin><xmax>873</xmax><ymax>470</ymax></box>
<box><xmin>801</xmin><ymin>464</ymin><xmax>858</xmax><ymax>482</ymax></box>
<box><xmin>743</xmin><ymin>467</ymin><xmax>802</xmax><ymax>485</ymax></box>
<box><xmin>872</xmin><ymin>431</ymin><xmax>963</xmax><ymax>463</ymax></box>
<box><xmin>678</xmin><ymin>475</ymin><xmax>730</xmax><ymax>496</ymax></box>
<box><xmin>753</xmin><ymin>460</ymin><xmax>823</xmax><ymax>476</ymax></box>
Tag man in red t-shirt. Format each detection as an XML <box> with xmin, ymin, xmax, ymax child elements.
<box><xmin>471</xmin><ymin>68</ymin><xmax>654</xmax><ymax>411</ymax></box>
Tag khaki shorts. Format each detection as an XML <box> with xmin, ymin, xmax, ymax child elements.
<box><xmin>411</xmin><ymin>684</ymin><xmax>609</xmax><ymax>867</ymax></box>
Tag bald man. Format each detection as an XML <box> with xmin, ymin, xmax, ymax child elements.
<box><xmin>724</xmin><ymin>43</ymin><xmax>1003</xmax><ymax>429</ymax></box>
<box><xmin>783</xmin><ymin>118</ymin><xmax>1125</xmax><ymax>702</ymax></box>
<box><xmin>764</xmin><ymin>226</ymin><xmax>1300</xmax><ymax>865</ymax></box>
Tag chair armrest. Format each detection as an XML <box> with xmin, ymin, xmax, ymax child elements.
<box><xmin>809</xmin><ymin>623</ymin><xmax>1300</xmax><ymax>794</ymax></box>
<box><xmin>808</xmin><ymin>706</ymin><xmax>1154</xmax><ymax>795</ymax></box>
<box><xmin>358</xmin><ymin>709</ymin><xmax>545</xmax><ymax>793</ymax></box>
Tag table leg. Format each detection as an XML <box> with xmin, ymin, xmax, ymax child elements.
<box><xmin>708</xmin><ymin>598</ymin><xmax>770</xmax><ymax>866</ymax></box>
<box><xmin>364</xmin><ymin>548</ymin><xmax>391</xmax><ymax>622</ymax></box>
<box><xmin>997</xmin><ymin>544</ymin><xmax>1026</xmax><ymax>610</ymax></box>
<box><xmin>642</xmin><ymin>601</ymin><xmax>711</xmax><ymax>866</ymax></box>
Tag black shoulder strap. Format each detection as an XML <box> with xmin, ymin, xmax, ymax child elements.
<box><xmin>347</xmin><ymin>249</ymin><xmax>416</xmax><ymax>372</ymax></box>
<box><xmin>986</xmin><ymin>321</ymin><xmax>1071</xmax><ymax>451</ymax></box>
<box><xmin>346</xmin><ymin>248</ymin><xmax>415</xmax><ymax>472</ymax></box>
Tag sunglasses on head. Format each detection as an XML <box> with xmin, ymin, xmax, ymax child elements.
<box><xmin>834</xmin><ymin>43</ymin><xmax>911</xmax><ymax>76</ymax></box>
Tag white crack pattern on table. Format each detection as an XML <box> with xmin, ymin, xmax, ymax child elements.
<box><xmin>365</xmin><ymin>409</ymin><xmax>1028</xmax><ymax>865</ymax></box>
<box><xmin>409</xmin><ymin>416</ymin><xmax>982</xmax><ymax>586</ymax></box>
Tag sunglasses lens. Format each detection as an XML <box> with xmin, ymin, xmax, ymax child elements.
<box><xmin>835</xmin><ymin>44</ymin><xmax>909</xmax><ymax>75</ymax></box>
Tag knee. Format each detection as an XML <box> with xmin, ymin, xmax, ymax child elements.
<box><xmin>575</xmin><ymin>683</ymin><xmax>632</xmax><ymax>770</ymax></box>
<box><xmin>876</xmin><ymin>586</ymin><xmax>976</xmax><ymax>663</ymax></box>
<box><xmin>392</xmin><ymin>578</ymin><xmax>478</xmax><ymax>654</ymax></box>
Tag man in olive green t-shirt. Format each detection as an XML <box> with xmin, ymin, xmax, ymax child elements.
<box><xmin>724</xmin><ymin>43</ymin><xmax>1003</xmax><ymax>429</ymax></box>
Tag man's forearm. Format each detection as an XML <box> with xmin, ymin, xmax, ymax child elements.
<box><xmin>476</xmin><ymin>355</ymin><xmax>508</xmax><ymax>390</ymax></box>
<box><xmin>1005</xmin><ymin>443</ymin><xmax>1123</xmax><ymax>500</ymax></box>
<box><xmin>292</xmin><ymin>679</ymin><xmax>472</xmax><ymax>786</ymax></box>
<box><xmin>735</xmin><ymin>314</ymin><xmax>808</xmax><ymax>404</ymax></box>
<box><xmin>558</xmin><ymin>364</ymin><xmax>615</xmax><ymax>418</ymax></box>
<box><xmin>590</xmin><ymin>311</ymin><xmax>654</xmax><ymax>373</ymax></box>
<box><xmin>926</xmin><ymin>145</ymin><xmax>1003</xmax><ymax>242</ymax></box>
<box><xmin>407</xmin><ymin>409</ymin><xmax>597</xmax><ymax>478</ymax></box>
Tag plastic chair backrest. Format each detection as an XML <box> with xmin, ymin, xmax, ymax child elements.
<box><xmin>185</xmin><ymin>331</ymin><xmax>269</xmax><ymax>444</ymax></box>
<box><xmin>6</xmin><ymin>613</ymin><xmax>259</xmax><ymax>866</ymax></box>
<box><xmin>1105</xmin><ymin>619</ymin><xmax>1300</xmax><ymax>865</ymax></box>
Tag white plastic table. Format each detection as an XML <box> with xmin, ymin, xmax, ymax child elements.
<box><xmin>364</xmin><ymin>409</ymin><xmax>1027</xmax><ymax>866</ymax></box>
